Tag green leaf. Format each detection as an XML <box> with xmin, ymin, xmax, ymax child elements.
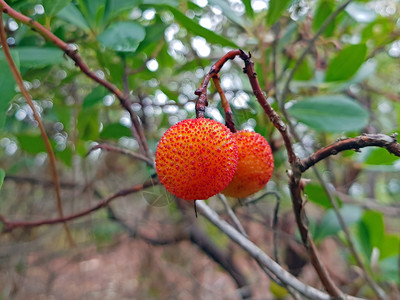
<box><xmin>292</xmin><ymin>59</ymin><xmax>313</xmax><ymax>81</ymax></box>
<box><xmin>42</xmin><ymin>0</ymin><xmax>72</xmax><ymax>16</ymax></box>
<box><xmin>312</xmin><ymin>0</ymin><xmax>335</xmax><ymax>37</ymax></box>
<box><xmin>16</xmin><ymin>134</ymin><xmax>47</xmax><ymax>154</ymax></box>
<box><xmin>135</xmin><ymin>22</ymin><xmax>167</xmax><ymax>54</ymax></box>
<box><xmin>304</xmin><ymin>183</ymin><xmax>341</xmax><ymax>209</ymax></box>
<box><xmin>315</xmin><ymin>205</ymin><xmax>362</xmax><ymax>241</ymax></box>
<box><xmin>100</xmin><ymin>123</ymin><xmax>131</xmax><ymax>139</ymax></box>
<box><xmin>362</xmin><ymin>211</ymin><xmax>384</xmax><ymax>249</ymax></box>
<box><xmin>208</xmin><ymin>0</ymin><xmax>247</xmax><ymax>28</ymax></box>
<box><xmin>0</xmin><ymin>54</ymin><xmax>18</xmax><ymax>129</ymax></box>
<box><xmin>58</xmin><ymin>4</ymin><xmax>90</xmax><ymax>31</ymax></box>
<box><xmin>364</xmin><ymin>147</ymin><xmax>399</xmax><ymax>166</ymax></box>
<box><xmin>83</xmin><ymin>86</ymin><xmax>108</xmax><ymax>108</ymax></box>
<box><xmin>266</xmin><ymin>0</ymin><xmax>292</xmax><ymax>26</ymax></box>
<box><xmin>242</xmin><ymin>0</ymin><xmax>254</xmax><ymax>19</ymax></box>
<box><xmin>98</xmin><ymin>21</ymin><xmax>146</xmax><ymax>52</ymax></box>
<box><xmin>325</xmin><ymin>44</ymin><xmax>367</xmax><ymax>82</ymax></box>
<box><xmin>380</xmin><ymin>234</ymin><xmax>400</xmax><ymax>260</ymax></box>
<box><xmin>288</xmin><ymin>95</ymin><xmax>369</xmax><ymax>132</ymax></box>
<box><xmin>17</xmin><ymin>47</ymin><xmax>64</xmax><ymax>68</ymax></box>
<box><xmin>379</xmin><ymin>256</ymin><xmax>400</xmax><ymax>283</ymax></box>
<box><xmin>165</xmin><ymin>6</ymin><xmax>238</xmax><ymax>48</ymax></box>
<box><xmin>0</xmin><ymin>169</ymin><xmax>5</xmax><ymax>191</ymax></box>
<box><xmin>77</xmin><ymin>108</ymin><xmax>100</xmax><ymax>140</ymax></box>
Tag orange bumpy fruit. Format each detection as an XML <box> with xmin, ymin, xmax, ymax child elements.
<box><xmin>155</xmin><ymin>118</ymin><xmax>238</xmax><ymax>200</ymax></box>
<box><xmin>222</xmin><ymin>130</ymin><xmax>274</xmax><ymax>198</ymax></box>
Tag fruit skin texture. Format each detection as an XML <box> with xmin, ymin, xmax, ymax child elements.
<box><xmin>222</xmin><ymin>130</ymin><xmax>274</xmax><ymax>198</ymax></box>
<box><xmin>155</xmin><ymin>118</ymin><xmax>238</xmax><ymax>201</ymax></box>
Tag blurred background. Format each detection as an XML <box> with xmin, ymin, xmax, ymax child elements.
<box><xmin>0</xmin><ymin>0</ymin><xmax>399</xmax><ymax>299</ymax></box>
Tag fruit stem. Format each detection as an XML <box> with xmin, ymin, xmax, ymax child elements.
<box><xmin>212</xmin><ymin>75</ymin><xmax>237</xmax><ymax>133</ymax></box>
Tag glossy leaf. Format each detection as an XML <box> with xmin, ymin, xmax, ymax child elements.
<box><xmin>98</xmin><ymin>22</ymin><xmax>146</xmax><ymax>52</ymax></box>
<box><xmin>288</xmin><ymin>95</ymin><xmax>369</xmax><ymax>132</ymax></box>
<box><xmin>267</xmin><ymin>0</ymin><xmax>292</xmax><ymax>26</ymax></box>
<box><xmin>345</xmin><ymin>2</ymin><xmax>377</xmax><ymax>23</ymax></box>
<box><xmin>165</xmin><ymin>6</ymin><xmax>238</xmax><ymax>48</ymax></box>
<box><xmin>325</xmin><ymin>44</ymin><xmax>367</xmax><ymax>82</ymax></box>
<box><xmin>208</xmin><ymin>0</ymin><xmax>247</xmax><ymax>28</ymax></box>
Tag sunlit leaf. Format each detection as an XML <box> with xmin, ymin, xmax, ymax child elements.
<box><xmin>164</xmin><ymin>6</ymin><xmax>238</xmax><ymax>48</ymax></box>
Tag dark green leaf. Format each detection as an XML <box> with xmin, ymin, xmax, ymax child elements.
<box><xmin>293</xmin><ymin>59</ymin><xmax>313</xmax><ymax>81</ymax></box>
<box><xmin>325</xmin><ymin>44</ymin><xmax>367</xmax><ymax>82</ymax></box>
<box><xmin>288</xmin><ymin>95</ymin><xmax>369</xmax><ymax>132</ymax></box>
<box><xmin>98</xmin><ymin>22</ymin><xmax>146</xmax><ymax>52</ymax></box>
<box><xmin>0</xmin><ymin>55</ymin><xmax>17</xmax><ymax>129</ymax></box>
<box><xmin>42</xmin><ymin>0</ymin><xmax>72</xmax><ymax>16</ymax></box>
<box><xmin>0</xmin><ymin>169</ymin><xmax>5</xmax><ymax>191</ymax></box>
<box><xmin>58</xmin><ymin>4</ymin><xmax>90</xmax><ymax>31</ymax></box>
<box><xmin>83</xmin><ymin>86</ymin><xmax>108</xmax><ymax>108</ymax></box>
<box><xmin>17</xmin><ymin>134</ymin><xmax>47</xmax><ymax>154</ymax></box>
<box><xmin>362</xmin><ymin>211</ymin><xmax>384</xmax><ymax>249</ymax></box>
<box><xmin>100</xmin><ymin>123</ymin><xmax>131</xmax><ymax>139</ymax></box>
<box><xmin>165</xmin><ymin>6</ymin><xmax>238</xmax><ymax>48</ymax></box>
<box><xmin>312</xmin><ymin>0</ymin><xmax>335</xmax><ymax>37</ymax></box>
<box><xmin>77</xmin><ymin>109</ymin><xmax>100</xmax><ymax>141</ymax></box>
<box><xmin>17</xmin><ymin>47</ymin><xmax>64</xmax><ymax>68</ymax></box>
<box><xmin>304</xmin><ymin>183</ymin><xmax>342</xmax><ymax>208</ymax></box>
<box><xmin>135</xmin><ymin>22</ymin><xmax>167</xmax><ymax>54</ymax></box>
<box><xmin>267</xmin><ymin>0</ymin><xmax>292</xmax><ymax>26</ymax></box>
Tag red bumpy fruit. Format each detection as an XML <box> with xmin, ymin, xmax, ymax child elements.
<box><xmin>222</xmin><ymin>130</ymin><xmax>274</xmax><ymax>198</ymax></box>
<box><xmin>155</xmin><ymin>118</ymin><xmax>238</xmax><ymax>200</ymax></box>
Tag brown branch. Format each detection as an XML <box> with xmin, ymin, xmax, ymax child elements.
<box><xmin>0</xmin><ymin>0</ymin><xmax>150</xmax><ymax>159</ymax></box>
<box><xmin>195</xmin><ymin>49</ymin><xmax>243</xmax><ymax>118</ymax></box>
<box><xmin>239</xmin><ymin>50</ymin><xmax>297</xmax><ymax>165</ymax></box>
<box><xmin>0</xmin><ymin>179</ymin><xmax>157</xmax><ymax>233</ymax></box>
<box><xmin>237</xmin><ymin>51</ymin><xmax>342</xmax><ymax>297</ymax></box>
<box><xmin>212</xmin><ymin>75</ymin><xmax>237</xmax><ymax>132</ymax></box>
<box><xmin>299</xmin><ymin>134</ymin><xmax>400</xmax><ymax>173</ymax></box>
<box><xmin>0</xmin><ymin>12</ymin><xmax>74</xmax><ymax>245</ymax></box>
<box><xmin>87</xmin><ymin>143</ymin><xmax>154</xmax><ymax>166</ymax></box>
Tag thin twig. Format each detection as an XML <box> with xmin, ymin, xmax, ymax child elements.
<box><xmin>87</xmin><ymin>143</ymin><xmax>154</xmax><ymax>166</ymax></box>
<box><xmin>218</xmin><ymin>194</ymin><xmax>247</xmax><ymax>237</ymax></box>
<box><xmin>0</xmin><ymin>13</ymin><xmax>74</xmax><ymax>245</ymax></box>
<box><xmin>280</xmin><ymin>0</ymin><xmax>353</xmax><ymax>103</ymax></box>
<box><xmin>212</xmin><ymin>75</ymin><xmax>237</xmax><ymax>132</ymax></box>
<box><xmin>196</xmin><ymin>200</ymin><xmax>363</xmax><ymax>300</ymax></box>
<box><xmin>0</xmin><ymin>1</ymin><xmax>150</xmax><ymax>159</ymax></box>
<box><xmin>300</xmin><ymin>134</ymin><xmax>400</xmax><ymax>172</ymax></box>
<box><xmin>0</xmin><ymin>179</ymin><xmax>157</xmax><ymax>233</ymax></box>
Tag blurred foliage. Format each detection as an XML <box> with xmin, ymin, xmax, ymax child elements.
<box><xmin>1</xmin><ymin>0</ymin><xmax>400</xmax><ymax>298</ymax></box>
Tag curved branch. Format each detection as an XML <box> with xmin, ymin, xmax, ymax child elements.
<box><xmin>0</xmin><ymin>180</ymin><xmax>157</xmax><ymax>233</ymax></box>
<box><xmin>299</xmin><ymin>134</ymin><xmax>400</xmax><ymax>173</ymax></box>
